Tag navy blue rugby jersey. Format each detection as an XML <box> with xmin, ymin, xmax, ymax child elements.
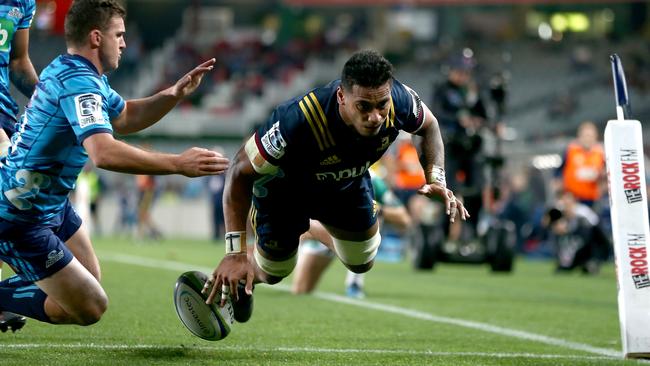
<box><xmin>250</xmin><ymin>79</ymin><xmax>425</xmax><ymax>192</ymax></box>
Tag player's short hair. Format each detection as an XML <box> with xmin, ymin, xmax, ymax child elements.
<box><xmin>64</xmin><ymin>0</ymin><xmax>126</xmax><ymax>47</ymax></box>
<box><xmin>341</xmin><ymin>49</ymin><xmax>394</xmax><ymax>91</ymax></box>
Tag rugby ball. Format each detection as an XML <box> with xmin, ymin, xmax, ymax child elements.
<box><xmin>174</xmin><ymin>271</ymin><xmax>234</xmax><ymax>341</ymax></box>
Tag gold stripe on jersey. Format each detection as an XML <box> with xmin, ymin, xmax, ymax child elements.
<box><xmin>308</xmin><ymin>92</ymin><xmax>335</xmax><ymax>147</ymax></box>
<box><xmin>386</xmin><ymin>100</ymin><xmax>395</xmax><ymax>128</ymax></box>
<box><xmin>299</xmin><ymin>99</ymin><xmax>325</xmax><ymax>151</ymax></box>
<box><xmin>302</xmin><ymin>96</ymin><xmax>331</xmax><ymax>150</ymax></box>
<box><xmin>249</xmin><ymin>205</ymin><xmax>257</xmax><ymax>232</ymax></box>
<box><xmin>249</xmin><ymin>205</ymin><xmax>259</xmax><ymax>246</ymax></box>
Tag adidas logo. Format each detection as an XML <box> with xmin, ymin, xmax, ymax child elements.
<box><xmin>320</xmin><ymin>155</ymin><xmax>341</xmax><ymax>165</ymax></box>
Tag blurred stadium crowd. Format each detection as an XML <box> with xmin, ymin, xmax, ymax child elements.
<box><xmin>24</xmin><ymin>0</ymin><xmax>650</xmax><ymax>271</ymax></box>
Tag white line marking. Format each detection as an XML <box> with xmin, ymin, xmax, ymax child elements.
<box><xmin>99</xmin><ymin>252</ymin><xmax>623</xmax><ymax>358</ymax></box>
<box><xmin>0</xmin><ymin>343</ymin><xmax>618</xmax><ymax>361</ymax></box>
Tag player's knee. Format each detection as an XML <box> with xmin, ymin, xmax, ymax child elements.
<box><xmin>333</xmin><ymin>231</ymin><xmax>381</xmax><ymax>269</ymax></box>
<box><xmin>75</xmin><ymin>292</ymin><xmax>108</xmax><ymax>326</ymax></box>
<box><xmin>254</xmin><ymin>246</ymin><xmax>296</xmax><ymax>283</ymax></box>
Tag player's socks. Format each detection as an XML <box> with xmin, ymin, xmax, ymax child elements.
<box><xmin>345</xmin><ymin>271</ymin><xmax>366</xmax><ymax>299</ymax></box>
<box><xmin>0</xmin><ymin>284</ymin><xmax>51</xmax><ymax>323</ymax></box>
<box><xmin>232</xmin><ymin>281</ymin><xmax>254</xmax><ymax>323</ymax></box>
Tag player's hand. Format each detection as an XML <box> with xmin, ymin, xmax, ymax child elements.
<box><xmin>176</xmin><ymin>147</ymin><xmax>229</xmax><ymax>177</ymax></box>
<box><xmin>417</xmin><ymin>183</ymin><xmax>470</xmax><ymax>223</ymax></box>
<box><xmin>204</xmin><ymin>253</ymin><xmax>255</xmax><ymax>306</ymax></box>
<box><xmin>171</xmin><ymin>58</ymin><xmax>216</xmax><ymax>99</ymax></box>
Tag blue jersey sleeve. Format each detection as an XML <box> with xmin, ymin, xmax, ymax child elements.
<box><xmin>106</xmin><ymin>86</ymin><xmax>125</xmax><ymax>120</ymax></box>
<box><xmin>18</xmin><ymin>0</ymin><xmax>36</xmax><ymax>29</ymax></box>
<box><xmin>59</xmin><ymin>77</ymin><xmax>118</xmax><ymax>142</ymax></box>
<box><xmin>391</xmin><ymin>79</ymin><xmax>425</xmax><ymax>134</ymax></box>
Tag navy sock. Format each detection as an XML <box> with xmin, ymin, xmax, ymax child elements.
<box><xmin>0</xmin><ymin>284</ymin><xmax>51</xmax><ymax>323</ymax></box>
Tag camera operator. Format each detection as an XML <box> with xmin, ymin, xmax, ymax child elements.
<box><xmin>543</xmin><ymin>191</ymin><xmax>610</xmax><ymax>274</ymax></box>
<box><xmin>430</xmin><ymin>53</ymin><xmax>488</xmax><ymax>240</ymax></box>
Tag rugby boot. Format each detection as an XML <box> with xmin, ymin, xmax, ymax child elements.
<box><xmin>0</xmin><ymin>312</ymin><xmax>26</xmax><ymax>333</ymax></box>
<box><xmin>232</xmin><ymin>281</ymin><xmax>254</xmax><ymax>323</ymax></box>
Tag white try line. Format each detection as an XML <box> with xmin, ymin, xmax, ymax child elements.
<box><xmin>0</xmin><ymin>343</ymin><xmax>619</xmax><ymax>361</ymax></box>
<box><xmin>99</xmin><ymin>252</ymin><xmax>622</xmax><ymax>359</ymax></box>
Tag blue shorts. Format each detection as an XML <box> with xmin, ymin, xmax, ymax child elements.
<box><xmin>0</xmin><ymin>201</ymin><xmax>81</xmax><ymax>282</ymax></box>
<box><xmin>251</xmin><ymin>173</ymin><xmax>377</xmax><ymax>261</ymax></box>
<box><xmin>0</xmin><ymin>111</ymin><xmax>17</xmax><ymax>137</ymax></box>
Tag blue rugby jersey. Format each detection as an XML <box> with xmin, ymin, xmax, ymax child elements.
<box><xmin>0</xmin><ymin>54</ymin><xmax>124</xmax><ymax>223</ymax></box>
<box><xmin>0</xmin><ymin>0</ymin><xmax>35</xmax><ymax>119</ymax></box>
<box><xmin>251</xmin><ymin>78</ymin><xmax>425</xmax><ymax>196</ymax></box>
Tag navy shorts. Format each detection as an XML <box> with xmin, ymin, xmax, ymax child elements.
<box><xmin>0</xmin><ymin>111</ymin><xmax>17</xmax><ymax>137</ymax></box>
<box><xmin>251</xmin><ymin>173</ymin><xmax>377</xmax><ymax>261</ymax></box>
<box><xmin>0</xmin><ymin>201</ymin><xmax>82</xmax><ymax>282</ymax></box>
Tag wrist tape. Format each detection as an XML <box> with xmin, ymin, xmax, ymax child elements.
<box><xmin>225</xmin><ymin>231</ymin><xmax>247</xmax><ymax>255</ymax></box>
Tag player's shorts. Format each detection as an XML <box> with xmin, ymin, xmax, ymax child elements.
<box><xmin>0</xmin><ymin>111</ymin><xmax>17</xmax><ymax>137</ymax></box>
<box><xmin>0</xmin><ymin>200</ymin><xmax>81</xmax><ymax>282</ymax></box>
<box><xmin>251</xmin><ymin>173</ymin><xmax>377</xmax><ymax>261</ymax></box>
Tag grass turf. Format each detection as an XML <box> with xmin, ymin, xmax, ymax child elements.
<box><xmin>0</xmin><ymin>236</ymin><xmax>644</xmax><ymax>365</ymax></box>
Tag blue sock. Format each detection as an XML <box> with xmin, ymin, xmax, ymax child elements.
<box><xmin>0</xmin><ymin>284</ymin><xmax>51</xmax><ymax>323</ymax></box>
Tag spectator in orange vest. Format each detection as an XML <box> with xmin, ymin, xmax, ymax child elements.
<box><xmin>554</xmin><ymin>121</ymin><xmax>606</xmax><ymax>207</ymax></box>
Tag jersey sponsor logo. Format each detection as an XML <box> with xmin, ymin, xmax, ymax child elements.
<box><xmin>75</xmin><ymin>93</ymin><xmax>106</xmax><ymax>128</ymax></box>
<box><xmin>316</xmin><ymin>161</ymin><xmax>371</xmax><ymax>181</ymax></box>
<box><xmin>45</xmin><ymin>250</ymin><xmax>65</xmax><ymax>269</ymax></box>
<box><xmin>4</xmin><ymin>169</ymin><xmax>51</xmax><ymax>210</ymax></box>
<box><xmin>260</xmin><ymin>121</ymin><xmax>286</xmax><ymax>160</ymax></box>
<box><xmin>320</xmin><ymin>154</ymin><xmax>341</xmax><ymax>166</ymax></box>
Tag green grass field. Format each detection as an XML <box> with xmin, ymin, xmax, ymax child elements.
<box><xmin>0</xmin><ymin>237</ymin><xmax>646</xmax><ymax>365</ymax></box>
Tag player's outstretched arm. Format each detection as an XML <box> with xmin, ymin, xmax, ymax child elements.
<box><xmin>205</xmin><ymin>145</ymin><xmax>260</xmax><ymax>305</ymax></box>
<box><xmin>414</xmin><ymin>103</ymin><xmax>469</xmax><ymax>222</ymax></box>
<box><xmin>9</xmin><ymin>28</ymin><xmax>38</xmax><ymax>98</ymax></box>
<box><xmin>111</xmin><ymin>58</ymin><xmax>216</xmax><ymax>135</ymax></box>
<box><xmin>83</xmin><ymin>132</ymin><xmax>228</xmax><ymax>177</ymax></box>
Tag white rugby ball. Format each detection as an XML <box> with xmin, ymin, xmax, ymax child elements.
<box><xmin>174</xmin><ymin>271</ymin><xmax>234</xmax><ymax>341</ymax></box>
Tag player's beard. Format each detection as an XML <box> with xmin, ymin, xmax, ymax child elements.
<box><xmin>99</xmin><ymin>50</ymin><xmax>120</xmax><ymax>73</ymax></box>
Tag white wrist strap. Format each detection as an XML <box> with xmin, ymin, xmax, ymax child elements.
<box><xmin>427</xmin><ymin>165</ymin><xmax>446</xmax><ymax>187</ymax></box>
<box><xmin>225</xmin><ymin>231</ymin><xmax>247</xmax><ymax>255</ymax></box>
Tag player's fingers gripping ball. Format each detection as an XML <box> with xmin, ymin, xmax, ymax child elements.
<box><xmin>221</xmin><ymin>284</ymin><xmax>230</xmax><ymax>303</ymax></box>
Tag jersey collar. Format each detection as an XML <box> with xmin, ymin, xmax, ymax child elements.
<box><xmin>64</xmin><ymin>54</ymin><xmax>101</xmax><ymax>76</ymax></box>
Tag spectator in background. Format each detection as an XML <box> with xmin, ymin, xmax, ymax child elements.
<box><xmin>384</xmin><ymin>132</ymin><xmax>426</xmax><ymax>212</ymax></box>
<box><xmin>76</xmin><ymin>162</ymin><xmax>105</xmax><ymax>236</ymax></box>
<box><xmin>553</xmin><ymin>121</ymin><xmax>606</xmax><ymax>208</ymax></box>
<box><xmin>136</xmin><ymin>174</ymin><xmax>163</xmax><ymax>241</ymax></box>
<box><xmin>543</xmin><ymin>191</ymin><xmax>610</xmax><ymax>274</ymax></box>
<box><xmin>430</xmin><ymin>53</ymin><xmax>487</xmax><ymax>241</ymax></box>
